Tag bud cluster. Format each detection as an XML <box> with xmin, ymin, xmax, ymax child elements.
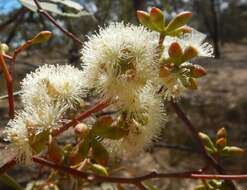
<box><xmin>199</xmin><ymin>128</ymin><xmax>244</xmax><ymax>157</ymax></box>
<box><xmin>137</xmin><ymin>7</ymin><xmax>213</xmax><ymax>99</ymax></box>
<box><xmin>137</xmin><ymin>7</ymin><xmax>192</xmax><ymax>36</ymax></box>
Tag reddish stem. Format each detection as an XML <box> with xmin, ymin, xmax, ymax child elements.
<box><xmin>0</xmin><ymin>53</ymin><xmax>15</xmax><ymax>118</ymax></box>
<box><xmin>33</xmin><ymin>156</ymin><xmax>247</xmax><ymax>183</ymax></box>
<box><xmin>33</xmin><ymin>0</ymin><xmax>83</xmax><ymax>46</ymax></box>
<box><xmin>52</xmin><ymin>100</ymin><xmax>110</xmax><ymax>136</ymax></box>
<box><xmin>0</xmin><ymin>159</ymin><xmax>16</xmax><ymax>174</ymax></box>
<box><xmin>170</xmin><ymin>101</ymin><xmax>237</xmax><ymax>190</ymax></box>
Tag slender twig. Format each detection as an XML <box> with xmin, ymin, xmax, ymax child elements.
<box><xmin>3</xmin><ymin>54</ymin><xmax>13</xmax><ymax>60</ymax></box>
<box><xmin>0</xmin><ymin>53</ymin><xmax>14</xmax><ymax>118</ymax></box>
<box><xmin>0</xmin><ymin>159</ymin><xmax>16</xmax><ymax>174</ymax></box>
<box><xmin>33</xmin><ymin>156</ymin><xmax>247</xmax><ymax>182</ymax></box>
<box><xmin>52</xmin><ymin>100</ymin><xmax>110</xmax><ymax>136</ymax></box>
<box><xmin>170</xmin><ymin>101</ymin><xmax>237</xmax><ymax>190</ymax></box>
<box><xmin>11</xmin><ymin>39</ymin><xmax>34</xmax><ymax>78</ymax></box>
<box><xmin>0</xmin><ymin>8</ymin><xmax>27</xmax><ymax>32</ymax></box>
<box><xmin>170</xmin><ymin>101</ymin><xmax>222</xmax><ymax>171</ymax></box>
<box><xmin>32</xmin><ymin>0</ymin><xmax>83</xmax><ymax>46</ymax></box>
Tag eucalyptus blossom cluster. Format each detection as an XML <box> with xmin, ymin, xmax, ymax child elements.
<box><xmin>4</xmin><ymin>7</ymin><xmax>214</xmax><ymax>166</ymax></box>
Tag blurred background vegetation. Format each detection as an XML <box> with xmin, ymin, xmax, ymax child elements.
<box><xmin>0</xmin><ymin>0</ymin><xmax>247</xmax><ymax>189</ymax></box>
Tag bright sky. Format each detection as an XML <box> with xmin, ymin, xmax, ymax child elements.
<box><xmin>0</xmin><ymin>0</ymin><xmax>21</xmax><ymax>14</ymax></box>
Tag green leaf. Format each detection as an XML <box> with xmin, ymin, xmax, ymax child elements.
<box><xmin>137</xmin><ymin>10</ymin><xmax>152</xmax><ymax>28</ymax></box>
<box><xmin>92</xmin><ymin>116</ymin><xmax>128</xmax><ymax>140</ymax></box>
<box><xmin>94</xmin><ymin>126</ymin><xmax>128</xmax><ymax>140</ymax></box>
<box><xmin>166</xmin><ymin>26</ymin><xmax>192</xmax><ymax>37</ymax></box>
<box><xmin>0</xmin><ymin>174</ymin><xmax>23</xmax><ymax>190</ymax></box>
<box><xmin>19</xmin><ymin>0</ymin><xmax>91</xmax><ymax>18</ymax></box>
<box><xmin>150</xmin><ymin>7</ymin><xmax>165</xmax><ymax>32</ymax></box>
<box><xmin>91</xmin><ymin>140</ymin><xmax>109</xmax><ymax>166</ymax></box>
<box><xmin>166</xmin><ymin>11</ymin><xmax>192</xmax><ymax>32</ymax></box>
<box><xmin>48</xmin><ymin>139</ymin><xmax>64</xmax><ymax>163</ymax></box>
<box><xmin>29</xmin><ymin>130</ymin><xmax>49</xmax><ymax>154</ymax></box>
<box><xmin>78</xmin><ymin>137</ymin><xmax>91</xmax><ymax>159</ymax></box>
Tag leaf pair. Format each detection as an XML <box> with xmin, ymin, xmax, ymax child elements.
<box><xmin>137</xmin><ymin>7</ymin><xmax>192</xmax><ymax>36</ymax></box>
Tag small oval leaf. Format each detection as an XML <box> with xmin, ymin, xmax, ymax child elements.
<box><xmin>19</xmin><ymin>0</ymin><xmax>91</xmax><ymax>18</ymax></box>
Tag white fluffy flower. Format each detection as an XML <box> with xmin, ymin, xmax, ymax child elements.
<box><xmin>81</xmin><ymin>22</ymin><xmax>160</xmax><ymax>111</ymax></box>
<box><xmin>24</xmin><ymin>103</ymin><xmax>66</xmax><ymax>132</ymax></box>
<box><xmin>104</xmin><ymin>83</ymin><xmax>166</xmax><ymax>157</ymax></box>
<box><xmin>21</xmin><ymin>64</ymin><xmax>85</xmax><ymax>109</ymax></box>
<box><xmin>4</xmin><ymin>103</ymin><xmax>65</xmax><ymax>164</ymax></box>
<box><xmin>4</xmin><ymin>112</ymin><xmax>33</xmax><ymax>164</ymax></box>
<box><xmin>163</xmin><ymin>29</ymin><xmax>214</xmax><ymax>59</ymax></box>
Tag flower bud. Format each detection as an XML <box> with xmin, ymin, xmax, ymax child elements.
<box><xmin>216</xmin><ymin>137</ymin><xmax>227</xmax><ymax>148</ymax></box>
<box><xmin>183</xmin><ymin>46</ymin><xmax>198</xmax><ymax>61</ymax></box>
<box><xmin>150</xmin><ymin>7</ymin><xmax>165</xmax><ymax>32</ymax></box>
<box><xmin>190</xmin><ymin>65</ymin><xmax>207</xmax><ymax>78</ymax></box>
<box><xmin>75</xmin><ymin>123</ymin><xmax>90</xmax><ymax>138</ymax></box>
<box><xmin>168</xmin><ymin>42</ymin><xmax>183</xmax><ymax>58</ymax></box>
<box><xmin>31</xmin><ymin>31</ymin><xmax>52</xmax><ymax>44</ymax></box>
<box><xmin>166</xmin><ymin>11</ymin><xmax>192</xmax><ymax>32</ymax></box>
<box><xmin>216</xmin><ymin>127</ymin><xmax>227</xmax><ymax>140</ymax></box>
<box><xmin>0</xmin><ymin>43</ymin><xmax>9</xmax><ymax>53</ymax></box>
